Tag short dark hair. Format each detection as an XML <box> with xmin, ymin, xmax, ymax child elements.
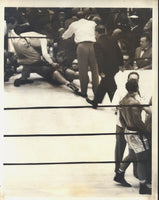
<box><xmin>76</xmin><ymin>11</ymin><xmax>84</xmax><ymax>19</ymax></box>
<box><xmin>126</xmin><ymin>79</ymin><xmax>139</xmax><ymax>93</ymax></box>
<box><xmin>140</xmin><ymin>33</ymin><xmax>151</xmax><ymax>43</ymax></box>
<box><xmin>92</xmin><ymin>16</ymin><xmax>102</xmax><ymax>25</ymax></box>
<box><xmin>95</xmin><ymin>25</ymin><xmax>106</xmax><ymax>34</ymax></box>
<box><xmin>127</xmin><ymin>72</ymin><xmax>140</xmax><ymax>80</ymax></box>
<box><xmin>6</xmin><ymin>16</ymin><xmax>17</xmax><ymax>25</ymax></box>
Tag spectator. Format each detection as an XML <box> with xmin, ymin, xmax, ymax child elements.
<box><xmin>112</xmin><ymin>28</ymin><xmax>132</xmax><ymax>69</ymax></box>
<box><xmin>143</xmin><ymin>18</ymin><xmax>152</xmax><ymax>35</ymax></box>
<box><xmin>133</xmin><ymin>33</ymin><xmax>152</xmax><ymax>70</ymax></box>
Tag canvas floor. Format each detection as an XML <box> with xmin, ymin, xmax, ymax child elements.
<box><xmin>1</xmin><ymin>70</ymin><xmax>155</xmax><ymax>200</ymax></box>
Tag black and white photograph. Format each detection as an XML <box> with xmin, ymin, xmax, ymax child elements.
<box><xmin>0</xmin><ymin>0</ymin><xmax>158</xmax><ymax>199</ymax></box>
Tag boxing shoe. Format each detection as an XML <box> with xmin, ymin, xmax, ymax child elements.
<box><xmin>14</xmin><ymin>78</ymin><xmax>34</xmax><ymax>87</ymax></box>
<box><xmin>114</xmin><ymin>172</ymin><xmax>132</xmax><ymax>187</ymax></box>
<box><xmin>67</xmin><ymin>82</ymin><xmax>79</xmax><ymax>94</ymax></box>
<box><xmin>139</xmin><ymin>183</ymin><xmax>151</xmax><ymax>194</ymax></box>
<box><xmin>86</xmin><ymin>98</ymin><xmax>98</xmax><ymax>109</ymax></box>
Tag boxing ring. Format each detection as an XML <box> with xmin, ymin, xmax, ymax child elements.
<box><xmin>1</xmin><ymin>70</ymin><xmax>157</xmax><ymax>200</ymax></box>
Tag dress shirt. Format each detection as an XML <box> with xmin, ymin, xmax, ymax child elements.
<box><xmin>62</xmin><ymin>19</ymin><xmax>96</xmax><ymax>43</ymax></box>
<box><xmin>140</xmin><ymin>47</ymin><xmax>149</xmax><ymax>58</ymax></box>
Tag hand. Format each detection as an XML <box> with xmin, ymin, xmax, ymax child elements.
<box><xmin>51</xmin><ymin>62</ymin><xmax>59</xmax><ymax>68</ymax></box>
<box><xmin>100</xmin><ymin>72</ymin><xmax>105</xmax><ymax>78</ymax></box>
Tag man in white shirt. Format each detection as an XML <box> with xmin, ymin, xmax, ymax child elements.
<box><xmin>62</xmin><ymin>11</ymin><xmax>99</xmax><ymax>97</ymax></box>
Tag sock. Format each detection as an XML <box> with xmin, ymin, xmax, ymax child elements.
<box><xmin>118</xmin><ymin>169</ymin><xmax>125</xmax><ymax>173</ymax></box>
<box><xmin>140</xmin><ymin>180</ymin><xmax>146</xmax><ymax>184</ymax></box>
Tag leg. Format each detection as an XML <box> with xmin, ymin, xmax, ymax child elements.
<box><xmin>53</xmin><ymin>70</ymin><xmax>79</xmax><ymax>93</ymax></box>
<box><xmin>108</xmin><ymin>77</ymin><xmax>117</xmax><ymax>102</ymax></box>
<box><xmin>136</xmin><ymin>151</ymin><xmax>151</xmax><ymax>194</ymax></box>
<box><xmin>136</xmin><ymin>150</ymin><xmax>151</xmax><ymax>183</ymax></box>
<box><xmin>126</xmin><ymin>133</ymin><xmax>151</xmax><ymax>194</ymax></box>
<box><xmin>119</xmin><ymin>148</ymin><xmax>136</xmax><ymax>172</ymax></box>
<box><xmin>86</xmin><ymin>78</ymin><xmax>107</xmax><ymax>108</ymax></box>
<box><xmin>133</xmin><ymin>160</ymin><xmax>138</xmax><ymax>179</ymax></box>
<box><xmin>14</xmin><ymin>65</ymin><xmax>34</xmax><ymax>87</ymax></box>
<box><xmin>88</xmin><ymin>43</ymin><xmax>99</xmax><ymax>95</ymax></box>
<box><xmin>77</xmin><ymin>43</ymin><xmax>89</xmax><ymax>96</ymax></box>
<box><xmin>115</xmin><ymin>125</ymin><xmax>127</xmax><ymax>173</ymax></box>
<box><xmin>94</xmin><ymin>76</ymin><xmax>117</xmax><ymax>104</ymax></box>
<box><xmin>108</xmin><ymin>90</ymin><xmax>116</xmax><ymax>102</ymax></box>
<box><xmin>53</xmin><ymin>70</ymin><xmax>69</xmax><ymax>85</ymax></box>
<box><xmin>35</xmin><ymin>65</ymin><xmax>78</xmax><ymax>93</ymax></box>
<box><xmin>94</xmin><ymin>78</ymin><xmax>107</xmax><ymax>103</ymax></box>
<box><xmin>146</xmin><ymin>149</ymin><xmax>151</xmax><ymax>184</ymax></box>
<box><xmin>114</xmin><ymin>148</ymin><xmax>135</xmax><ymax>187</ymax></box>
<box><xmin>64</xmin><ymin>68</ymin><xmax>79</xmax><ymax>82</ymax></box>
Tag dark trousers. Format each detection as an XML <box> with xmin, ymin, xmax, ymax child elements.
<box><xmin>115</xmin><ymin>125</ymin><xmax>126</xmax><ymax>173</ymax></box>
<box><xmin>136</xmin><ymin>150</ymin><xmax>151</xmax><ymax>182</ymax></box>
<box><xmin>21</xmin><ymin>64</ymin><xmax>55</xmax><ymax>83</ymax></box>
<box><xmin>77</xmin><ymin>42</ymin><xmax>99</xmax><ymax>96</ymax></box>
<box><xmin>94</xmin><ymin>76</ymin><xmax>117</xmax><ymax>103</ymax></box>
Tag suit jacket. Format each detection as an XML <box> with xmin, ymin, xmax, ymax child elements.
<box><xmin>134</xmin><ymin>46</ymin><xmax>152</xmax><ymax>69</ymax></box>
<box><xmin>94</xmin><ymin>35</ymin><xmax>123</xmax><ymax>76</ymax></box>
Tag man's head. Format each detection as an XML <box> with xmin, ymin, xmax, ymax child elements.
<box><xmin>6</xmin><ymin>17</ymin><xmax>17</xmax><ymax>31</ymax></box>
<box><xmin>95</xmin><ymin>25</ymin><xmax>106</xmax><ymax>39</ymax></box>
<box><xmin>72</xmin><ymin>59</ymin><xmax>78</xmax><ymax>71</ymax></box>
<box><xmin>58</xmin><ymin>11</ymin><xmax>65</xmax><ymax>21</ymax></box>
<box><xmin>76</xmin><ymin>11</ymin><xmax>85</xmax><ymax>19</ymax></box>
<box><xmin>92</xmin><ymin>16</ymin><xmax>102</xmax><ymax>25</ymax></box>
<box><xmin>126</xmin><ymin>79</ymin><xmax>139</xmax><ymax>93</ymax></box>
<box><xmin>112</xmin><ymin>28</ymin><xmax>122</xmax><ymax>39</ymax></box>
<box><xmin>127</xmin><ymin>72</ymin><xmax>140</xmax><ymax>83</ymax></box>
<box><xmin>140</xmin><ymin>33</ymin><xmax>151</xmax><ymax>49</ymax></box>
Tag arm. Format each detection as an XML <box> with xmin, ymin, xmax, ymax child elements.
<box><xmin>40</xmin><ymin>38</ymin><xmax>57</xmax><ymax>67</ymax></box>
<box><xmin>62</xmin><ymin>24</ymin><xmax>74</xmax><ymax>40</ymax></box>
<box><xmin>94</xmin><ymin>42</ymin><xmax>105</xmax><ymax>75</ymax></box>
<box><xmin>119</xmin><ymin>111</ymin><xmax>126</xmax><ymax>130</ymax></box>
<box><xmin>131</xmin><ymin>106</ymin><xmax>148</xmax><ymax>133</ymax></box>
<box><xmin>143</xmin><ymin>97</ymin><xmax>152</xmax><ymax>115</ymax></box>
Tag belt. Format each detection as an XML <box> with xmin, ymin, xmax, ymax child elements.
<box><xmin>77</xmin><ymin>41</ymin><xmax>94</xmax><ymax>44</ymax></box>
<box><xmin>126</xmin><ymin>127</ymin><xmax>139</xmax><ymax>131</ymax></box>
